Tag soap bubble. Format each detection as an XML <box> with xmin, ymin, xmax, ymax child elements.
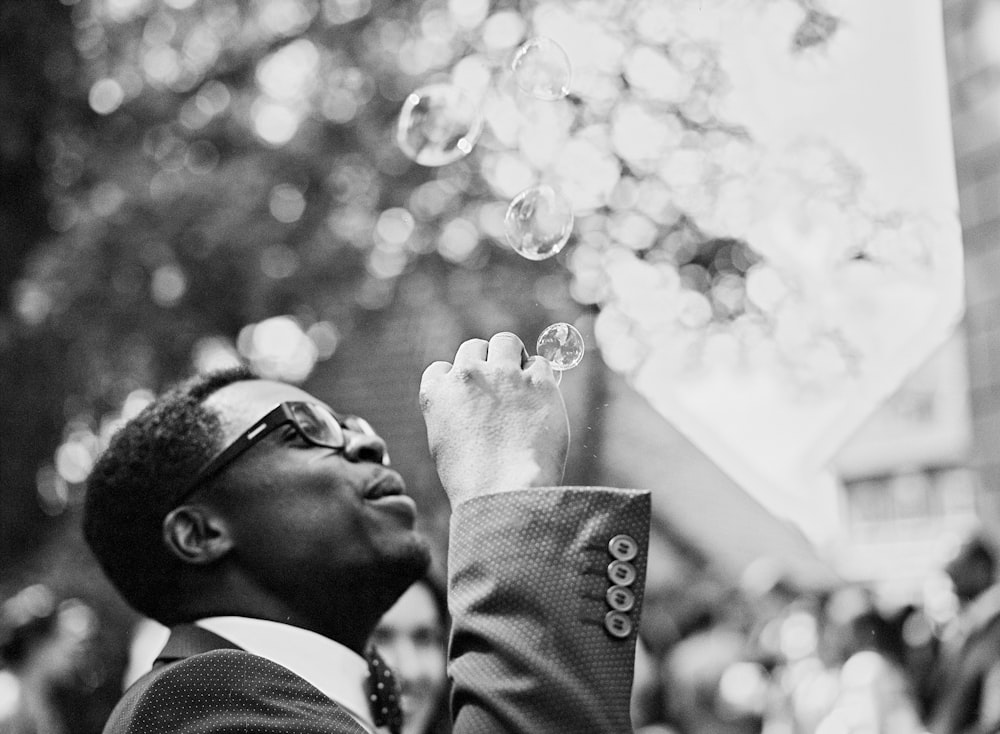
<box><xmin>536</xmin><ymin>322</ymin><xmax>585</xmax><ymax>371</ymax></box>
<box><xmin>511</xmin><ymin>36</ymin><xmax>571</xmax><ymax>101</ymax></box>
<box><xmin>396</xmin><ymin>83</ymin><xmax>483</xmax><ymax>167</ymax></box>
<box><xmin>504</xmin><ymin>185</ymin><xmax>574</xmax><ymax>260</ymax></box>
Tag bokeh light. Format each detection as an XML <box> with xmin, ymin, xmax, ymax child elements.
<box><xmin>192</xmin><ymin>336</ymin><xmax>243</xmax><ymax>374</ymax></box>
<box><xmin>237</xmin><ymin>316</ymin><xmax>319</xmax><ymax>383</ymax></box>
<box><xmin>88</xmin><ymin>78</ymin><xmax>125</xmax><ymax>114</ymax></box>
<box><xmin>269</xmin><ymin>183</ymin><xmax>307</xmax><ymax>223</ymax></box>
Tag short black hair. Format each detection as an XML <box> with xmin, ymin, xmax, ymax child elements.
<box><xmin>83</xmin><ymin>366</ymin><xmax>256</xmax><ymax>624</ymax></box>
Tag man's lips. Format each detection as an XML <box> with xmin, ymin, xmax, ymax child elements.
<box><xmin>363</xmin><ymin>472</ymin><xmax>407</xmax><ymax>500</ymax></box>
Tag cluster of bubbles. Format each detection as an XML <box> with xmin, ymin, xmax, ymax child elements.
<box><xmin>396</xmin><ymin>35</ymin><xmax>584</xmax><ymax>377</ymax></box>
<box><xmin>395</xmin><ymin>35</ymin><xmax>572</xmax><ymax>168</ymax></box>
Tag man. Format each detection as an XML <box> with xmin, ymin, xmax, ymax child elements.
<box><xmin>84</xmin><ymin>332</ymin><xmax>650</xmax><ymax>733</ymax></box>
<box><xmin>927</xmin><ymin>534</ymin><xmax>1000</xmax><ymax>734</ymax></box>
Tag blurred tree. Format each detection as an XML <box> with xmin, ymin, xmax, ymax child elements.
<box><xmin>9</xmin><ymin>0</ymin><xmax>589</xmax><ymax>530</ymax></box>
<box><xmin>0</xmin><ymin>0</ymin><xmax>79</xmax><ymax>564</ymax></box>
<box><xmin>0</xmin><ymin>4</ymin><xmax>140</xmax><ymax>730</ymax></box>
<box><xmin>2</xmin><ymin>0</ymin><xmax>855</xmax><ymax>571</ymax></box>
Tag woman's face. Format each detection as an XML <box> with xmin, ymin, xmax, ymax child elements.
<box><xmin>372</xmin><ymin>582</ymin><xmax>448</xmax><ymax>734</ymax></box>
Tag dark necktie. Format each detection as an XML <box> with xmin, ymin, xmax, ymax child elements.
<box><xmin>365</xmin><ymin>646</ymin><xmax>403</xmax><ymax>734</ymax></box>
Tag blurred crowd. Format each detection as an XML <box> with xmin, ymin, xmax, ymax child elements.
<box><xmin>0</xmin><ymin>585</ymin><xmax>101</xmax><ymax>734</ymax></box>
<box><xmin>3</xmin><ymin>533</ymin><xmax>1000</xmax><ymax>734</ymax></box>
<box><xmin>630</xmin><ymin>533</ymin><xmax>1000</xmax><ymax>734</ymax></box>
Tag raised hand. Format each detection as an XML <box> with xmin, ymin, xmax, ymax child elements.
<box><xmin>419</xmin><ymin>332</ymin><xmax>569</xmax><ymax>507</ymax></box>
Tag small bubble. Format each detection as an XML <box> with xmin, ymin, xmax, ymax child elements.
<box><xmin>512</xmin><ymin>36</ymin><xmax>571</xmax><ymax>100</ymax></box>
<box><xmin>536</xmin><ymin>322</ymin><xmax>584</xmax><ymax>371</ymax></box>
<box><xmin>504</xmin><ymin>185</ymin><xmax>574</xmax><ymax>261</ymax></box>
<box><xmin>396</xmin><ymin>83</ymin><xmax>483</xmax><ymax>167</ymax></box>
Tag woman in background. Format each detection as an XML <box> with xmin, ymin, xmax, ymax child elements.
<box><xmin>371</xmin><ymin>575</ymin><xmax>451</xmax><ymax>734</ymax></box>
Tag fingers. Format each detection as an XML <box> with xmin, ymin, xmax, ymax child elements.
<box><xmin>486</xmin><ymin>332</ymin><xmax>528</xmax><ymax>366</ymax></box>
<box><xmin>449</xmin><ymin>334</ymin><xmax>528</xmax><ymax>370</ymax></box>
<box><xmin>452</xmin><ymin>338</ymin><xmax>488</xmax><ymax>370</ymax></box>
<box><xmin>523</xmin><ymin>354</ymin><xmax>556</xmax><ymax>381</ymax></box>
<box><xmin>421</xmin><ymin>334</ymin><xmax>553</xmax><ymax>416</ymax></box>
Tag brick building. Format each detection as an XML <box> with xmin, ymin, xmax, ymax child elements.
<box><xmin>945</xmin><ymin>0</ymin><xmax>1000</xmax><ymax>535</ymax></box>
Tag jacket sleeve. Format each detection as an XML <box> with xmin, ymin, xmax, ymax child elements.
<box><xmin>447</xmin><ymin>487</ymin><xmax>651</xmax><ymax>734</ymax></box>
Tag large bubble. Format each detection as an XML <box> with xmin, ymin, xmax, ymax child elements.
<box><xmin>536</xmin><ymin>322</ymin><xmax>585</xmax><ymax>371</ymax></box>
<box><xmin>504</xmin><ymin>184</ymin><xmax>574</xmax><ymax>260</ymax></box>
<box><xmin>512</xmin><ymin>36</ymin><xmax>572</xmax><ymax>101</ymax></box>
<box><xmin>396</xmin><ymin>83</ymin><xmax>483</xmax><ymax>167</ymax></box>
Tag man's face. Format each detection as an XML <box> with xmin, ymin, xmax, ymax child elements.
<box><xmin>199</xmin><ymin>379</ymin><xmax>430</xmax><ymax>611</ymax></box>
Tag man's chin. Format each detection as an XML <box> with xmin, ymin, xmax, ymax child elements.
<box><xmin>400</xmin><ymin>535</ymin><xmax>433</xmax><ymax>579</ymax></box>
<box><xmin>378</xmin><ymin>537</ymin><xmax>433</xmax><ymax>595</ymax></box>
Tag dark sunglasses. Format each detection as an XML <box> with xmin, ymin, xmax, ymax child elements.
<box><xmin>175</xmin><ymin>401</ymin><xmax>384</xmax><ymax>505</ymax></box>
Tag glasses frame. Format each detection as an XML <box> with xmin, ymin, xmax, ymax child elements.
<box><xmin>175</xmin><ymin>401</ymin><xmax>372</xmax><ymax>505</ymax></box>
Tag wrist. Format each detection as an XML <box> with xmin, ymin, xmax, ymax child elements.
<box><xmin>445</xmin><ymin>451</ymin><xmax>564</xmax><ymax>507</ymax></box>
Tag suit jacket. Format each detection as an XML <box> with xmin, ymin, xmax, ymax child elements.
<box><xmin>102</xmin><ymin>487</ymin><xmax>650</xmax><ymax>734</ymax></box>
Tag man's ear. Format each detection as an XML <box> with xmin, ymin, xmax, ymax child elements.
<box><xmin>162</xmin><ymin>505</ymin><xmax>234</xmax><ymax>564</ymax></box>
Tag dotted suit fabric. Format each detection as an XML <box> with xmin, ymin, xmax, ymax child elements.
<box><xmin>105</xmin><ymin>649</ymin><xmax>368</xmax><ymax>734</ymax></box>
<box><xmin>448</xmin><ymin>487</ymin><xmax>651</xmax><ymax>734</ymax></box>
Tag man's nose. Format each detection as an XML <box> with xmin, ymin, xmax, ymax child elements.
<box><xmin>343</xmin><ymin>431</ymin><xmax>390</xmax><ymax>465</ymax></box>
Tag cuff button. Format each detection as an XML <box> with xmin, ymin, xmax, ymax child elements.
<box><xmin>607</xmin><ymin>560</ymin><xmax>637</xmax><ymax>587</ymax></box>
<box><xmin>606</xmin><ymin>585</ymin><xmax>636</xmax><ymax>612</ymax></box>
<box><xmin>608</xmin><ymin>534</ymin><xmax>638</xmax><ymax>561</ymax></box>
<box><xmin>604</xmin><ymin>611</ymin><xmax>633</xmax><ymax>639</ymax></box>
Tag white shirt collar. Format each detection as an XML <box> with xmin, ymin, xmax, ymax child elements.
<box><xmin>195</xmin><ymin>616</ymin><xmax>377</xmax><ymax>734</ymax></box>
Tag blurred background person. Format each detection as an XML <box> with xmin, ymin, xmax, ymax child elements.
<box><xmin>926</xmin><ymin>532</ymin><xmax>1000</xmax><ymax>734</ymax></box>
<box><xmin>370</xmin><ymin>575</ymin><xmax>450</xmax><ymax>734</ymax></box>
<box><xmin>0</xmin><ymin>585</ymin><xmax>98</xmax><ymax>734</ymax></box>
<box><xmin>659</xmin><ymin>602</ymin><xmax>761</xmax><ymax>734</ymax></box>
<box><xmin>632</xmin><ymin>634</ymin><xmax>675</xmax><ymax>732</ymax></box>
<box><xmin>810</xmin><ymin>585</ymin><xmax>924</xmax><ymax>734</ymax></box>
